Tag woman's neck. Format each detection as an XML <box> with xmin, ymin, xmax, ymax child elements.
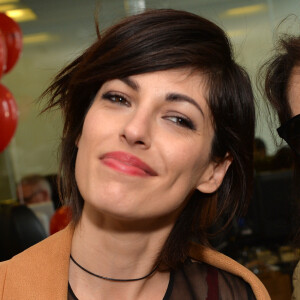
<box><xmin>69</xmin><ymin>204</ymin><xmax>174</xmax><ymax>300</ymax></box>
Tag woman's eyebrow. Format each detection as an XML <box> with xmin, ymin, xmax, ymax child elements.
<box><xmin>119</xmin><ymin>78</ymin><xmax>204</xmax><ymax>116</ymax></box>
<box><xmin>166</xmin><ymin>93</ymin><xmax>204</xmax><ymax>116</ymax></box>
<box><xmin>120</xmin><ymin>77</ymin><xmax>140</xmax><ymax>91</ymax></box>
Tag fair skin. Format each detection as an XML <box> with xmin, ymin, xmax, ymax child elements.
<box><xmin>70</xmin><ymin>69</ymin><xmax>232</xmax><ymax>300</ymax></box>
<box><xmin>288</xmin><ymin>65</ymin><xmax>300</xmax><ymax>116</ymax></box>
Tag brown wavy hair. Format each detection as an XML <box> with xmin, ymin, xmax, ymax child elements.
<box><xmin>42</xmin><ymin>9</ymin><xmax>255</xmax><ymax>269</ymax></box>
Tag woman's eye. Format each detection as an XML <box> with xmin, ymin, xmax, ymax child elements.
<box><xmin>102</xmin><ymin>92</ymin><xmax>130</xmax><ymax>107</ymax></box>
<box><xmin>165</xmin><ymin>116</ymin><xmax>195</xmax><ymax>130</ymax></box>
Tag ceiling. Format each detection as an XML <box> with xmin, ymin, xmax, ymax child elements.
<box><xmin>10</xmin><ymin>0</ymin><xmax>288</xmax><ymax>45</ymax></box>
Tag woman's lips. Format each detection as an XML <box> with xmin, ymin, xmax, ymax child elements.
<box><xmin>100</xmin><ymin>151</ymin><xmax>157</xmax><ymax>177</ymax></box>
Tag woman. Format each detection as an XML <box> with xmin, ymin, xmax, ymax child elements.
<box><xmin>0</xmin><ymin>9</ymin><xmax>269</xmax><ymax>299</ymax></box>
<box><xmin>262</xmin><ymin>34</ymin><xmax>300</xmax><ymax>300</ymax></box>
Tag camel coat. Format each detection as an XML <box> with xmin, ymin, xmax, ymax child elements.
<box><xmin>0</xmin><ymin>225</ymin><xmax>270</xmax><ymax>300</ymax></box>
<box><xmin>293</xmin><ymin>261</ymin><xmax>300</xmax><ymax>300</ymax></box>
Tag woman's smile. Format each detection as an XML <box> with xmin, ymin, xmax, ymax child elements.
<box><xmin>100</xmin><ymin>151</ymin><xmax>158</xmax><ymax>177</ymax></box>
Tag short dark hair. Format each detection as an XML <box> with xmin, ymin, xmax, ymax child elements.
<box><xmin>42</xmin><ymin>9</ymin><xmax>255</xmax><ymax>269</ymax></box>
<box><xmin>261</xmin><ymin>34</ymin><xmax>300</xmax><ymax>124</ymax></box>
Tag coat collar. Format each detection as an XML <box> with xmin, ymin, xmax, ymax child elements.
<box><xmin>3</xmin><ymin>224</ymin><xmax>75</xmax><ymax>299</ymax></box>
<box><xmin>2</xmin><ymin>224</ymin><xmax>270</xmax><ymax>300</ymax></box>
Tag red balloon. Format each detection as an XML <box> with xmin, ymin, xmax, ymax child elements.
<box><xmin>0</xmin><ymin>13</ymin><xmax>22</xmax><ymax>73</ymax></box>
<box><xmin>0</xmin><ymin>30</ymin><xmax>7</xmax><ymax>78</ymax></box>
<box><xmin>50</xmin><ymin>206</ymin><xmax>72</xmax><ymax>235</ymax></box>
<box><xmin>0</xmin><ymin>84</ymin><xmax>18</xmax><ymax>152</ymax></box>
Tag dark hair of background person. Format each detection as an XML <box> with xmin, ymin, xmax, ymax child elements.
<box><xmin>260</xmin><ymin>33</ymin><xmax>300</xmax><ymax>245</ymax></box>
<box><xmin>261</xmin><ymin>34</ymin><xmax>300</xmax><ymax>124</ymax></box>
<box><xmin>41</xmin><ymin>9</ymin><xmax>255</xmax><ymax>270</ymax></box>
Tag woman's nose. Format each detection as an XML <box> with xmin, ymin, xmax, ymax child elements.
<box><xmin>120</xmin><ymin>110</ymin><xmax>152</xmax><ymax>149</ymax></box>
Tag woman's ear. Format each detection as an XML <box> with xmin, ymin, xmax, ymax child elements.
<box><xmin>196</xmin><ymin>153</ymin><xmax>232</xmax><ymax>194</ymax></box>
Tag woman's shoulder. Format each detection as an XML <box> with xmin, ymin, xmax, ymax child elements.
<box><xmin>0</xmin><ymin>259</ymin><xmax>8</xmax><ymax>275</ymax></box>
<box><xmin>0</xmin><ymin>260</ymin><xmax>9</xmax><ymax>298</ymax></box>
<box><xmin>0</xmin><ymin>259</ymin><xmax>8</xmax><ymax>272</ymax></box>
<box><xmin>0</xmin><ymin>225</ymin><xmax>74</xmax><ymax>299</ymax></box>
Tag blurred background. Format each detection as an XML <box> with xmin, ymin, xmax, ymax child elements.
<box><xmin>0</xmin><ymin>1</ymin><xmax>299</xmax><ymax>299</ymax></box>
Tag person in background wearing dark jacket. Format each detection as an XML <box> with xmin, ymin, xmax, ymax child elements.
<box><xmin>261</xmin><ymin>33</ymin><xmax>300</xmax><ymax>300</ymax></box>
<box><xmin>17</xmin><ymin>174</ymin><xmax>55</xmax><ymax>235</ymax></box>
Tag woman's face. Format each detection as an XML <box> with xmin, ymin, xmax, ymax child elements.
<box><xmin>75</xmin><ymin>69</ymin><xmax>231</xmax><ymax>222</ymax></box>
<box><xmin>288</xmin><ymin>66</ymin><xmax>300</xmax><ymax>116</ymax></box>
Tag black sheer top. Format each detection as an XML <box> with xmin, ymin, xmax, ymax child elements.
<box><xmin>68</xmin><ymin>258</ymin><xmax>255</xmax><ymax>300</ymax></box>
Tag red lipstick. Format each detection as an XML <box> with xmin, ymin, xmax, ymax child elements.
<box><xmin>101</xmin><ymin>151</ymin><xmax>157</xmax><ymax>177</ymax></box>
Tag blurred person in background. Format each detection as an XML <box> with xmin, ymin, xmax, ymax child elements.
<box><xmin>17</xmin><ymin>174</ymin><xmax>55</xmax><ymax>235</ymax></box>
<box><xmin>261</xmin><ymin>33</ymin><xmax>300</xmax><ymax>300</ymax></box>
<box><xmin>17</xmin><ymin>174</ymin><xmax>52</xmax><ymax>205</ymax></box>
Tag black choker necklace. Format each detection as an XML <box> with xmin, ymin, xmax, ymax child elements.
<box><xmin>70</xmin><ymin>254</ymin><xmax>158</xmax><ymax>282</ymax></box>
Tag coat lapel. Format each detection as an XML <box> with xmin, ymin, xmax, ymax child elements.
<box><xmin>3</xmin><ymin>224</ymin><xmax>74</xmax><ymax>300</ymax></box>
